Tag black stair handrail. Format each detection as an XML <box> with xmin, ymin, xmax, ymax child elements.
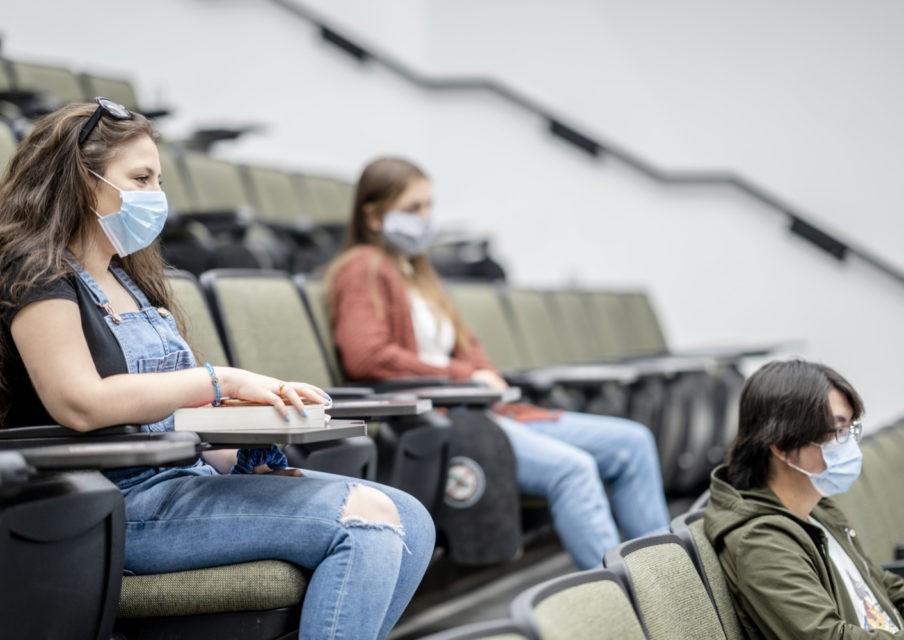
<box><xmin>271</xmin><ymin>0</ymin><xmax>904</xmax><ymax>288</ymax></box>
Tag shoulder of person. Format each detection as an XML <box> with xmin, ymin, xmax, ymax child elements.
<box><xmin>0</xmin><ymin>256</ymin><xmax>78</xmax><ymax>321</ymax></box>
<box><xmin>337</xmin><ymin>246</ymin><xmax>400</xmax><ymax>282</ymax></box>
<box><xmin>731</xmin><ymin>512</ymin><xmax>824</xmax><ymax>563</ymax></box>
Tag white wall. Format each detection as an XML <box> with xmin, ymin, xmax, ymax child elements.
<box><xmin>3</xmin><ymin>0</ymin><xmax>902</xmax><ymax>425</ymax></box>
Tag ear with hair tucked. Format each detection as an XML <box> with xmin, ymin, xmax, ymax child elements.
<box><xmin>363</xmin><ymin>203</ymin><xmax>382</xmax><ymax>232</ymax></box>
<box><xmin>768</xmin><ymin>444</ymin><xmax>785</xmax><ymax>462</ymax></box>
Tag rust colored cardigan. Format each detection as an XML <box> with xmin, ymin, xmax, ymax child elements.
<box><xmin>329</xmin><ymin>246</ymin><xmax>493</xmax><ymax>381</ymax></box>
<box><xmin>328</xmin><ymin>246</ymin><xmax>558</xmax><ymax>423</ymax></box>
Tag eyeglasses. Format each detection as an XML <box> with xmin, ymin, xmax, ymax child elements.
<box><xmin>78</xmin><ymin>97</ymin><xmax>133</xmax><ymax>145</ymax></box>
<box><xmin>827</xmin><ymin>421</ymin><xmax>863</xmax><ymax>444</ymax></box>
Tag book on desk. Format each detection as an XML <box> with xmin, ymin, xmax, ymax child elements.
<box><xmin>173</xmin><ymin>399</ymin><xmax>365</xmax><ymax>445</ymax></box>
<box><xmin>174</xmin><ymin>399</ymin><xmax>328</xmax><ymax>432</ymax></box>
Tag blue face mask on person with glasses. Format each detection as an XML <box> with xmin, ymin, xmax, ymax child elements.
<box><xmin>90</xmin><ymin>170</ymin><xmax>168</xmax><ymax>257</ymax></box>
<box><xmin>784</xmin><ymin>424</ymin><xmax>863</xmax><ymax>497</ymax></box>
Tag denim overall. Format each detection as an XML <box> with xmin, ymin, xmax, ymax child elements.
<box><xmin>71</xmin><ymin>258</ymin><xmax>292</xmax><ymax>477</ymax></box>
<box><xmin>66</xmin><ymin>259</ymin><xmax>435</xmax><ymax>638</ymax></box>
<box><xmin>69</xmin><ymin>258</ymin><xmax>195</xmax><ymax>432</ymax></box>
<box><xmin>68</xmin><ymin>258</ymin><xmax>210</xmax><ymax>488</ymax></box>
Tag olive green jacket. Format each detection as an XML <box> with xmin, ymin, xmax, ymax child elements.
<box><xmin>705</xmin><ymin>464</ymin><xmax>904</xmax><ymax>639</ymax></box>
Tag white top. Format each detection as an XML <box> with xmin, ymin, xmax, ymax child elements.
<box><xmin>409</xmin><ymin>290</ymin><xmax>455</xmax><ymax>367</ymax></box>
<box><xmin>810</xmin><ymin>517</ymin><xmax>901</xmax><ymax>632</ymax></box>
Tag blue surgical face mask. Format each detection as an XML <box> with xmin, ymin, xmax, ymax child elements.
<box><xmin>90</xmin><ymin>170</ymin><xmax>168</xmax><ymax>257</ymax></box>
<box><xmin>785</xmin><ymin>437</ymin><xmax>863</xmax><ymax>497</ymax></box>
<box><xmin>382</xmin><ymin>210</ymin><xmax>433</xmax><ymax>257</ymax></box>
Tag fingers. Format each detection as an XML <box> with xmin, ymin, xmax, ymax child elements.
<box><xmin>277</xmin><ymin>384</ymin><xmax>308</xmax><ymax>419</ymax></box>
<box><xmin>295</xmin><ymin>383</ymin><xmax>333</xmax><ymax>407</ymax></box>
<box><xmin>228</xmin><ymin>368</ymin><xmax>332</xmax><ymax>419</ymax></box>
<box><xmin>269</xmin><ymin>381</ymin><xmax>332</xmax><ymax>421</ymax></box>
<box><xmin>284</xmin><ymin>382</ymin><xmax>332</xmax><ymax>408</ymax></box>
<box><xmin>267</xmin><ymin>386</ymin><xmax>291</xmax><ymax>421</ymax></box>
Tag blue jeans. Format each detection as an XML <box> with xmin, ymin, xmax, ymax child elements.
<box><xmin>120</xmin><ymin>463</ymin><xmax>435</xmax><ymax>639</ymax></box>
<box><xmin>493</xmin><ymin>411</ymin><xmax>669</xmax><ymax>569</ymax></box>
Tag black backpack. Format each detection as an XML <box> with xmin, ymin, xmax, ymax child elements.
<box><xmin>436</xmin><ymin>408</ymin><xmax>522</xmax><ymax>565</ymax></box>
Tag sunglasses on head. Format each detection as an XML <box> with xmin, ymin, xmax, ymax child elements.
<box><xmin>78</xmin><ymin>97</ymin><xmax>133</xmax><ymax>146</ymax></box>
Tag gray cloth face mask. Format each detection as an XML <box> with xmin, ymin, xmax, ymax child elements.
<box><xmin>381</xmin><ymin>210</ymin><xmax>433</xmax><ymax>257</ymax></box>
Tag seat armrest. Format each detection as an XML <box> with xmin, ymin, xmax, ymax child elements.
<box><xmin>17</xmin><ymin>433</ymin><xmax>202</xmax><ymax>471</ymax></box>
<box><xmin>536</xmin><ymin>363</ymin><xmax>639</xmax><ymax>386</ymax></box>
<box><xmin>0</xmin><ymin>425</ymin><xmax>206</xmax><ymax>454</ymax></box>
<box><xmin>0</xmin><ymin>424</ymin><xmax>140</xmax><ymax>440</ymax></box>
<box><xmin>503</xmin><ymin>371</ymin><xmax>555</xmax><ymax>395</ymax></box>
<box><xmin>368</xmin><ymin>377</ymin><xmax>451</xmax><ymax>393</ymax></box>
<box><xmin>324</xmin><ymin>386</ymin><xmax>375</xmax><ymax>399</ymax></box>
<box><xmin>399</xmin><ymin>385</ymin><xmax>519</xmax><ymax>406</ymax></box>
<box><xmin>625</xmin><ymin>356</ymin><xmax>717</xmax><ymax>377</ymax></box>
<box><xmin>327</xmin><ymin>397</ymin><xmax>432</xmax><ymax>419</ymax></box>
<box><xmin>670</xmin><ymin>339</ymin><xmax>802</xmax><ymax>363</ymax></box>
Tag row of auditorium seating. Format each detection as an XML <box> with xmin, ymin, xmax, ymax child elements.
<box><xmin>157</xmin><ymin>141</ymin><xmax>355</xmax><ymax>275</ymax></box>
<box><xmin>419</xmin><ymin>509</ymin><xmax>738</xmax><ymax>640</ymax></box>
<box><xmin>0</xmin><ymin>52</ymin><xmax>165</xmax><ymax>143</ymax></box>
<box><xmin>0</xmin><ymin>110</ymin><xmax>356</xmax><ymax>276</ymax></box>
<box><xmin>0</xmin><ymin>52</ymin><xmax>360</xmax><ymax>275</ymax></box>
<box><xmin>169</xmin><ymin>269</ymin><xmax>672</xmax><ymax>567</ymax></box>
<box><xmin>420</xmin><ymin>416</ymin><xmax>904</xmax><ymax>638</ymax></box>
<box><xmin>0</xmin><ymin>51</ymin><xmax>507</xmax><ymax>282</ymax></box>
<box><xmin>0</xmin><ymin>109</ymin><xmax>504</xmax><ymax>281</ymax></box>
<box><xmin>169</xmin><ymin>266</ymin><xmax>751</xmax><ymax>500</ymax></box>
<box><xmin>0</xmin><ymin>53</ymin><xmax>161</xmax><ymax>117</ymax></box>
<box><xmin>446</xmin><ymin>280</ymin><xmax>752</xmax><ymax>497</ymax></box>
<box><xmin>832</xmin><ymin>417</ymin><xmax>904</xmax><ymax>567</ymax></box>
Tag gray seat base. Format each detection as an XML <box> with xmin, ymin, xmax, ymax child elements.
<box><xmin>116</xmin><ymin>560</ymin><xmax>308</xmax><ymax>639</ymax></box>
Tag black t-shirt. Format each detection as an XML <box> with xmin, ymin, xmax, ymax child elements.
<box><xmin>0</xmin><ymin>268</ymin><xmax>128</xmax><ymax>427</ymax></box>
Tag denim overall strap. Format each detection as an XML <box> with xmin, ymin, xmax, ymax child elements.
<box><xmin>107</xmin><ymin>263</ymin><xmax>155</xmax><ymax>310</ymax></box>
<box><xmin>67</xmin><ymin>257</ymin><xmax>196</xmax><ymax>432</ymax></box>
<box><xmin>65</xmin><ymin>254</ymin><xmax>118</xmax><ymax>311</ymax></box>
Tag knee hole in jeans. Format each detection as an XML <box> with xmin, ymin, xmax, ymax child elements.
<box><xmin>340</xmin><ymin>484</ymin><xmax>402</xmax><ymax>528</ymax></box>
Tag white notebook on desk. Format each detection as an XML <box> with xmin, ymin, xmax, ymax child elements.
<box><xmin>174</xmin><ymin>399</ymin><xmax>327</xmax><ymax>432</ymax></box>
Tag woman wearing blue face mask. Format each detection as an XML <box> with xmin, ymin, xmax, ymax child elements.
<box><xmin>705</xmin><ymin>359</ymin><xmax>904</xmax><ymax>638</ymax></box>
<box><xmin>0</xmin><ymin>101</ymin><xmax>434</xmax><ymax>639</ymax></box>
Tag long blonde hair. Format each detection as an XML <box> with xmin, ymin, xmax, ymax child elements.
<box><xmin>326</xmin><ymin>156</ymin><xmax>472</xmax><ymax>352</ymax></box>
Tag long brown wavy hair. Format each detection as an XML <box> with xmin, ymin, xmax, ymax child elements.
<box><xmin>0</xmin><ymin>102</ymin><xmax>178</xmax><ymax>423</ymax></box>
<box><xmin>325</xmin><ymin>156</ymin><xmax>471</xmax><ymax>352</ymax></box>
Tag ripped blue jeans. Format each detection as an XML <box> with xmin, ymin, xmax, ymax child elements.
<box><xmin>120</xmin><ymin>462</ymin><xmax>434</xmax><ymax>639</ymax></box>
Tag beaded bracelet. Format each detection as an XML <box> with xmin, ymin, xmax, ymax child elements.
<box><xmin>204</xmin><ymin>362</ymin><xmax>222</xmax><ymax>406</ymax></box>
